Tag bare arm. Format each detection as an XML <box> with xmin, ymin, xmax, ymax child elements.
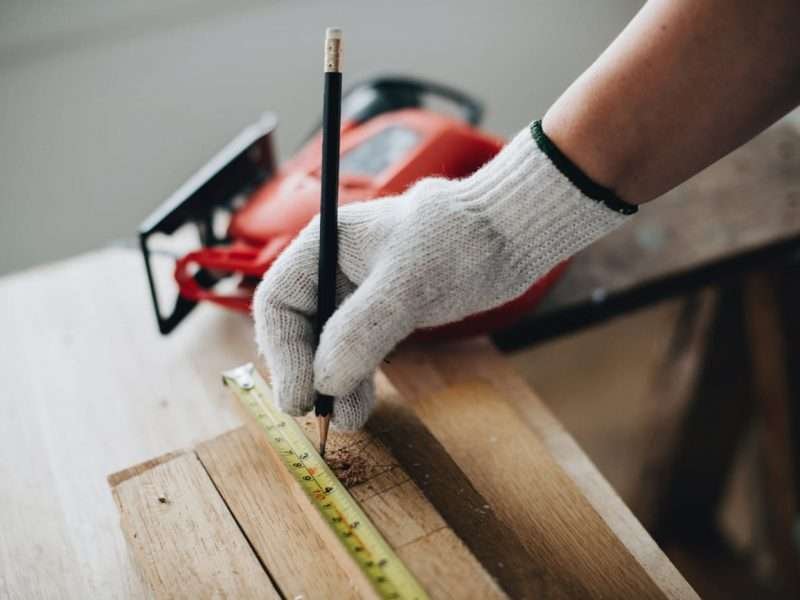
<box><xmin>543</xmin><ymin>0</ymin><xmax>800</xmax><ymax>204</ymax></box>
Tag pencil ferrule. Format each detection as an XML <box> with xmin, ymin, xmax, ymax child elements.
<box><xmin>324</xmin><ymin>37</ymin><xmax>342</xmax><ymax>73</ymax></box>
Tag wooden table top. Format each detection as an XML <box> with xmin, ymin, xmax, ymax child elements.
<box><xmin>0</xmin><ymin>248</ymin><xmax>694</xmax><ymax>598</ymax></box>
<box><xmin>0</xmin><ymin>249</ymin><xmax>256</xmax><ymax>598</ymax></box>
<box><xmin>495</xmin><ymin>121</ymin><xmax>800</xmax><ymax>349</ymax></box>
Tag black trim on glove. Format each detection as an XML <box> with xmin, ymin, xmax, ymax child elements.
<box><xmin>530</xmin><ymin>120</ymin><xmax>638</xmax><ymax>215</ymax></box>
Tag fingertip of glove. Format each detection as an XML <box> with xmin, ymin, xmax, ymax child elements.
<box><xmin>279</xmin><ymin>403</ymin><xmax>308</xmax><ymax>417</ymax></box>
<box><xmin>330</xmin><ymin>415</ymin><xmax>366</xmax><ymax>432</ymax></box>
<box><xmin>273</xmin><ymin>389</ymin><xmax>312</xmax><ymax>417</ymax></box>
<box><xmin>329</xmin><ymin>381</ymin><xmax>375</xmax><ymax>431</ymax></box>
<box><xmin>331</xmin><ymin>400</ymin><xmax>372</xmax><ymax>432</ymax></box>
<box><xmin>271</xmin><ymin>375</ymin><xmax>315</xmax><ymax>417</ymax></box>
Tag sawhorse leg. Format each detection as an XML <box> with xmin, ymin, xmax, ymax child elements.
<box><xmin>653</xmin><ymin>268</ymin><xmax>800</xmax><ymax>597</ymax></box>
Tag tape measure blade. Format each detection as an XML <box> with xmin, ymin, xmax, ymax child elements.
<box><xmin>223</xmin><ymin>364</ymin><xmax>429</xmax><ymax>600</ymax></box>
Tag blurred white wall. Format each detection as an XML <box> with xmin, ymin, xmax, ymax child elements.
<box><xmin>0</xmin><ymin>0</ymin><xmax>644</xmax><ymax>275</ymax></box>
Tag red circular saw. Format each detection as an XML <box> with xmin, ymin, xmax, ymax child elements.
<box><xmin>139</xmin><ymin>77</ymin><xmax>567</xmax><ymax>336</ymax></box>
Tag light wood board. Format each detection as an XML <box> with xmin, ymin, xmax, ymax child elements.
<box><xmin>384</xmin><ymin>339</ymin><xmax>697</xmax><ymax>599</ymax></box>
<box><xmin>1</xmin><ymin>248</ymin><xmax>694</xmax><ymax>598</ymax></box>
<box><xmin>111</xmin><ymin>423</ymin><xmax>505</xmax><ymax>599</ymax></box>
<box><xmin>111</xmin><ymin>451</ymin><xmax>280</xmax><ymax>599</ymax></box>
<box><xmin>110</xmin><ymin>348</ymin><xmax>697</xmax><ymax>599</ymax></box>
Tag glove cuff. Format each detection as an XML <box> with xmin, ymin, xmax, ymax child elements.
<box><xmin>529</xmin><ymin>120</ymin><xmax>638</xmax><ymax>216</ymax></box>
<box><xmin>447</xmin><ymin>122</ymin><xmax>637</xmax><ymax>291</ymax></box>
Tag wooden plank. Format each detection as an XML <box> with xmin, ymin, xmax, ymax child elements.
<box><xmin>107</xmin><ymin>450</ymin><xmax>185</xmax><ymax>488</ymax></box>
<box><xmin>297</xmin><ymin>416</ymin><xmax>506</xmax><ymax>600</ymax></box>
<box><xmin>197</xmin><ymin>423</ymin><xmax>505</xmax><ymax>599</ymax></box>
<box><xmin>109</xmin><ymin>341</ymin><xmax>695</xmax><ymax>599</ymax></box>
<box><xmin>366</xmin><ymin>382</ymin><xmax>562</xmax><ymax>598</ymax></box>
<box><xmin>383</xmin><ymin>338</ymin><xmax>699</xmax><ymax>599</ymax></box>
<box><xmin>508</xmin><ymin>298</ymin><xmax>693</xmax><ymax>505</ymax></box>
<box><xmin>111</xmin><ymin>451</ymin><xmax>280</xmax><ymax>600</ymax></box>
<box><xmin>195</xmin><ymin>428</ymin><xmax>362</xmax><ymax>600</ymax></box>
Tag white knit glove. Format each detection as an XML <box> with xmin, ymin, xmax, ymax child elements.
<box><xmin>253</xmin><ymin>123</ymin><xmax>635</xmax><ymax>430</ymax></box>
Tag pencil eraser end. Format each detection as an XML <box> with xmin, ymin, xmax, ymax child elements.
<box><xmin>326</xmin><ymin>27</ymin><xmax>342</xmax><ymax>40</ymax></box>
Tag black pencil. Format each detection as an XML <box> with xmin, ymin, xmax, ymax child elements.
<box><xmin>315</xmin><ymin>27</ymin><xmax>343</xmax><ymax>457</ymax></box>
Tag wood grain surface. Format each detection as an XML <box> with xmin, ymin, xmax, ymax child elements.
<box><xmin>384</xmin><ymin>339</ymin><xmax>698</xmax><ymax>600</ymax></box>
<box><xmin>1</xmin><ymin>248</ymin><xmax>697</xmax><ymax>598</ymax></box>
<box><xmin>111</xmin><ymin>452</ymin><xmax>280</xmax><ymax>599</ymax></box>
<box><xmin>0</xmin><ymin>249</ymin><xmax>255</xmax><ymax>599</ymax></box>
<box><xmin>110</xmin><ymin>350</ymin><xmax>697</xmax><ymax>599</ymax></box>
<box><xmin>195</xmin><ymin>428</ymin><xmax>362</xmax><ymax>599</ymax></box>
<box><xmin>197</xmin><ymin>423</ymin><xmax>504</xmax><ymax>599</ymax></box>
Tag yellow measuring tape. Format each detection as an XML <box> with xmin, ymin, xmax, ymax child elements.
<box><xmin>222</xmin><ymin>363</ymin><xmax>429</xmax><ymax>600</ymax></box>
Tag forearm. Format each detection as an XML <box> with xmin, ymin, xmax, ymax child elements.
<box><xmin>543</xmin><ymin>0</ymin><xmax>800</xmax><ymax>204</ymax></box>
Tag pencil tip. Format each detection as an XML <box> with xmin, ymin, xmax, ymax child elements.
<box><xmin>317</xmin><ymin>414</ymin><xmax>331</xmax><ymax>459</ymax></box>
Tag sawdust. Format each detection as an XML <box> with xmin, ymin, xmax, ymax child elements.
<box><xmin>324</xmin><ymin>439</ymin><xmax>396</xmax><ymax>488</ymax></box>
<box><xmin>298</xmin><ymin>419</ymin><xmax>396</xmax><ymax>487</ymax></box>
<box><xmin>326</xmin><ymin>448</ymin><xmax>372</xmax><ymax>487</ymax></box>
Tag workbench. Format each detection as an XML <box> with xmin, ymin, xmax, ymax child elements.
<box><xmin>1</xmin><ymin>120</ymin><xmax>798</xmax><ymax>598</ymax></box>
<box><xmin>0</xmin><ymin>247</ymin><xmax>696</xmax><ymax>598</ymax></box>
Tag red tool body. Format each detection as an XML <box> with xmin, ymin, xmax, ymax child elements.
<box><xmin>140</xmin><ymin>78</ymin><xmax>567</xmax><ymax>336</ymax></box>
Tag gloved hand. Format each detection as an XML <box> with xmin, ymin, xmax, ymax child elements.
<box><xmin>253</xmin><ymin>121</ymin><xmax>636</xmax><ymax>430</ymax></box>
